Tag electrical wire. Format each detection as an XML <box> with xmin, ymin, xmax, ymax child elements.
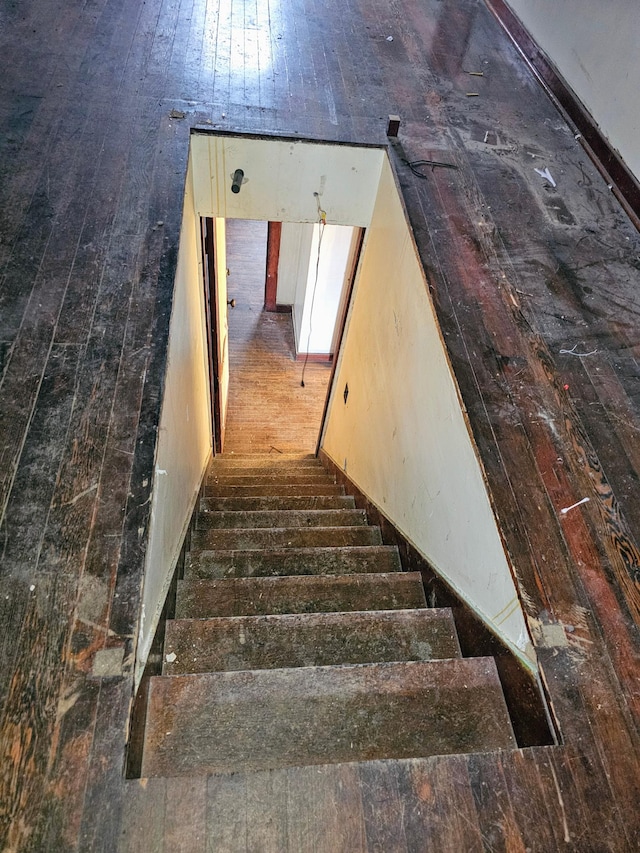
<box><xmin>403</xmin><ymin>158</ymin><xmax>458</xmax><ymax>177</ymax></box>
<box><xmin>301</xmin><ymin>198</ymin><xmax>326</xmax><ymax>387</ymax></box>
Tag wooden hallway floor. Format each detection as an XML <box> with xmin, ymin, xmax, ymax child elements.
<box><xmin>0</xmin><ymin>0</ymin><xmax>638</xmax><ymax>849</ymax></box>
<box><xmin>224</xmin><ymin>219</ymin><xmax>331</xmax><ymax>454</ymax></box>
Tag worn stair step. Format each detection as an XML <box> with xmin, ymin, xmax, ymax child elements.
<box><xmin>197</xmin><ymin>509</ymin><xmax>367</xmax><ymax>530</ymax></box>
<box><xmin>209</xmin><ymin>463</ymin><xmax>326</xmax><ymax>477</ymax></box>
<box><xmin>163</xmin><ymin>609</ymin><xmax>461</xmax><ymax>675</ymax></box>
<box><xmin>201</xmin><ymin>494</ymin><xmax>355</xmax><ymax>512</ymax></box>
<box><xmin>206</xmin><ymin>483</ymin><xmax>345</xmax><ymax>497</ymax></box>
<box><xmin>185</xmin><ymin>545</ymin><xmax>402</xmax><ymax>579</ymax></box>
<box><xmin>141</xmin><ymin>658</ymin><xmax>516</xmax><ymax>776</ymax></box>
<box><xmin>176</xmin><ymin>572</ymin><xmax>427</xmax><ymax>617</ymax></box>
<box><xmin>211</xmin><ymin>454</ymin><xmax>318</xmax><ymax>467</ymax></box>
<box><xmin>207</xmin><ymin>473</ymin><xmax>335</xmax><ymax>487</ymax></box>
<box><xmin>191</xmin><ymin>526</ymin><xmax>382</xmax><ymax>551</ymax></box>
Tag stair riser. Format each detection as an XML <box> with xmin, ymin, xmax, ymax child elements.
<box><xmin>142</xmin><ymin>659</ymin><xmax>516</xmax><ymax>777</ymax></box>
<box><xmin>197</xmin><ymin>509</ymin><xmax>367</xmax><ymax>530</ymax></box>
<box><xmin>163</xmin><ymin>610</ymin><xmax>461</xmax><ymax>674</ymax></box>
<box><xmin>184</xmin><ymin>546</ymin><xmax>402</xmax><ymax>579</ymax></box>
<box><xmin>175</xmin><ymin>572</ymin><xmax>427</xmax><ymax>617</ymax></box>
<box><xmin>191</xmin><ymin>527</ymin><xmax>382</xmax><ymax>551</ymax></box>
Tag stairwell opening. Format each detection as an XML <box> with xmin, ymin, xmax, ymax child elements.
<box><xmin>127</xmin><ymin>131</ymin><xmax>557</xmax><ymax>777</ymax></box>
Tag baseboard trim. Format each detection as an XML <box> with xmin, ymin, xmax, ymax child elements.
<box><xmin>295</xmin><ymin>352</ymin><xmax>333</xmax><ymax>364</ymax></box>
<box><xmin>318</xmin><ymin>449</ymin><xmax>556</xmax><ymax>748</ymax></box>
<box><xmin>485</xmin><ymin>0</ymin><xmax>640</xmax><ymax>232</ymax></box>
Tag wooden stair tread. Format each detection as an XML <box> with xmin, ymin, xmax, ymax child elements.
<box><xmin>163</xmin><ymin>609</ymin><xmax>462</xmax><ymax>674</ymax></box>
<box><xmin>141</xmin><ymin>659</ymin><xmax>516</xmax><ymax>776</ymax></box>
<box><xmin>175</xmin><ymin>572</ymin><xmax>427</xmax><ymax>617</ymax></box>
<box><xmin>206</xmin><ymin>483</ymin><xmax>345</xmax><ymax>497</ymax></box>
<box><xmin>197</xmin><ymin>508</ymin><xmax>367</xmax><ymax>529</ymax></box>
<box><xmin>201</xmin><ymin>494</ymin><xmax>356</xmax><ymax>511</ymax></box>
<box><xmin>207</xmin><ymin>473</ymin><xmax>336</xmax><ymax>486</ymax></box>
<box><xmin>191</xmin><ymin>525</ymin><xmax>382</xmax><ymax>551</ymax></box>
<box><xmin>209</xmin><ymin>463</ymin><xmax>326</xmax><ymax>476</ymax></box>
<box><xmin>184</xmin><ymin>545</ymin><xmax>401</xmax><ymax>579</ymax></box>
<box><xmin>211</xmin><ymin>453</ymin><xmax>318</xmax><ymax>466</ymax></box>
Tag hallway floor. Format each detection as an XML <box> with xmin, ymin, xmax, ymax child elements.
<box><xmin>224</xmin><ymin>219</ymin><xmax>330</xmax><ymax>454</ymax></box>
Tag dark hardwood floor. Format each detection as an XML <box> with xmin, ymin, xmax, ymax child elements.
<box><xmin>0</xmin><ymin>0</ymin><xmax>638</xmax><ymax>849</ymax></box>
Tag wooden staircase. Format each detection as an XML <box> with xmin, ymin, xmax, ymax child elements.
<box><xmin>139</xmin><ymin>454</ymin><xmax>516</xmax><ymax>779</ymax></box>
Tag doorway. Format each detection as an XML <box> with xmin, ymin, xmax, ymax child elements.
<box><xmin>204</xmin><ymin>217</ymin><xmax>364</xmax><ymax>454</ymax></box>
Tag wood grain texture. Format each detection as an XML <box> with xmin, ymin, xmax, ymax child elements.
<box><xmin>0</xmin><ymin>0</ymin><xmax>638</xmax><ymax>848</ymax></box>
<box><xmin>224</xmin><ymin>219</ymin><xmax>332</xmax><ymax>454</ymax></box>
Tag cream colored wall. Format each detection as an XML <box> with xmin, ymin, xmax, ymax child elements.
<box><xmin>321</xmin><ymin>157</ymin><xmax>533</xmax><ymax>666</ymax></box>
<box><xmin>506</xmin><ymin>0</ymin><xmax>640</xmax><ymax>180</ymax></box>
<box><xmin>190</xmin><ymin>134</ymin><xmax>384</xmax><ymax>226</ymax></box>
<box><xmin>277</xmin><ymin>222</ymin><xmax>313</xmax><ymax>308</ymax></box>
<box><xmin>136</xmin><ymin>156</ymin><xmax>213</xmax><ymax>683</ymax></box>
<box><xmin>298</xmin><ymin>224</ymin><xmax>355</xmax><ymax>355</ymax></box>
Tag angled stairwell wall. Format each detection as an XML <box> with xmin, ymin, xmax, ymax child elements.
<box><xmin>136</xmin><ymin>156</ymin><xmax>213</xmax><ymax>684</ymax></box>
<box><xmin>320</xmin><ymin>156</ymin><xmax>534</xmax><ymax>669</ymax></box>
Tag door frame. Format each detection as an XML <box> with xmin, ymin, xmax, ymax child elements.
<box><xmin>201</xmin><ymin>216</ymin><xmax>223</xmax><ymax>453</ymax></box>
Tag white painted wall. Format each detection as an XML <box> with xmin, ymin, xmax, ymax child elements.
<box><xmin>141</xmin><ymin>133</ymin><xmax>532</xmax><ymax>674</ymax></box>
<box><xmin>190</xmin><ymin>133</ymin><xmax>385</xmax><ymax>226</ymax></box>
<box><xmin>296</xmin><ymin>224</ymin><xmax>356</xmax><ymax>355</ymax></box>
<box><xmin>321</xmin><ymin>157</ymin><xmax>534</xmax><ymax>667</ymax></box>
<box><xmin>277</xmin><ymin>222</ymin><xmax>313</xmax><ymax>307</ymax></box>
<box><xmin>136</xmin><ymin>156</ymin><xmax>213</xmax><ymax>684</ymax></box>
<box><xmin>506</xmin><ymin>0</ymin><xmax>640</xmax><ymax>181</ymax></box>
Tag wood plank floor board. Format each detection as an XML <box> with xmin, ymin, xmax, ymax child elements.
<box><xmin>495</xmin><ymin>749</ymin><xmax>564</xmax><ymax>853</ymax></box>
<box><xmin>52</xmin><ymin>105</ymin><xmax>143</xmax><ymax>346</ymax></box>
<box><xmin>0</xmin><ymin>583</ymin><xmax>31</xmax><ymax>714</ymax></box>
<box><xmin>140</xmin><ymin>0</ymin><xmax>184</xmax><ymax>101</ymax></box>
<box><xmin>206</xmin><ymin>772</ymin><xmax>247</xmax><ymax>853</ymax></box>
<box><xmin>108</xmin><ymin>111</ymin><xmax>192</xmax><ymax>639</ymax></box>
<box><xmin>0</xmin><ymin>573</ymin><xmax>77</xmax><ymax>852</ymax></box>
<box><xmin>395</xmin><ymin>755</ymin><xmax>485</xmax><ymax>853</ymax></box>
<box><xmin>0</xmin><ymin>96</ymin><xmax>148</xmax><ymax>523</ymax></box>
<box><xmin>76</xmin><ymin>679</ymin><xmax>131</xmax><ymax>853</ymax></box>
<box><xmin>467</xmin><ymin>752</ymin><xmax>527</xmax><ymax>853</ymax></box>
<box><xmin>0</xmin><ymin>343</ymin><xmax>80</xmax><ymax>579</ymax></box>
<box><xmin>164</xmin><ymin>776</ymin><xmax>208</xmax><ymax>853</ymax></box>
<box><xmin>242</xmin><ymin>769</ymin><xmax>291</xmax><ymax>853</ymax></box>
<box><xmin>359</xmin><ymin>761</ymin><xmax>408</xmax><ymax>852</ymax></box>
<box><xmin>34</xmin><ymin>676</ymin><xmax>102</xmax><ymax>853</ymax></box>
<box><xmin>2</xmin><ymin>0</ymin><xmax>640</xmax><ymax>848</ymax></box>
<box><xmin>163</xmin><ymin>0</ymin><xmax>202</xmax><ymax>103</ymax></box>
<box><xmin>120</xmin><ymin>778</ymin><xmax>166</xmax><ymax>853</ymax></box>
<box><xmin>284</xmin><ymin>763</ymin><xmax>367</xmax><ymax>853</ymax></box>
